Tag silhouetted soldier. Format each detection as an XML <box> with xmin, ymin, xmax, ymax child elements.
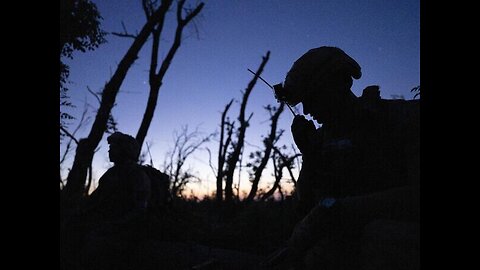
<box><xmin>63</xmin><ymin>132</ymin><xmax>151</xmax><ymax>270</ymax></box>
<box><xmin>262</xmin><ymin>46</ymin><xmax>419</xmax><ymax>270</ymax></box>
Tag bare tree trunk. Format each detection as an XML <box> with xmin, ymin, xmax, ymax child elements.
<box><xmin>245</xmin><ymin>103</ymin><xmax>284</xmax><ymax>202</ymax></box>
<box><xmin>84</xmin><ymin>164</ymin><xmax>93</xmax><ymax>196</ymax></box>
<box><xmin>262</xmin><ymin>147</ymin><xmax>301</xmax><ymax>201</ymax></box>
<box><xmin>136</xmin><ymin>0</ymin><xmax>204</xmax><ymax>149</ymax></box>
<box><xmin>237</xmin><ymin>147</ymin><xmax>244</xmax><ymax>201</ymax></box>
<box><xmin>271</xmin><ymin>146</ymin><xmax>300</xmax><ymax>187</ymax></box>
<box><xmin>224</xmin><ymin>51</ymin><xmax>270</xmax><ymax>204</ymax></box>
<box><xmin>261</xmin><ymin>152</ymin><xmax>283</xmax><ymax>201</ymax></box>
<box><xmin>216</xmin><ymin>99</ymin><xmax>234</xmax><ymax>203</ymax></box>
<box><xmin>63</xmin><ymin>1</ymin><xmax>173</xmax><ymax>203</ymax></box>
<box><xmin>278</xmin><ymin>185</ymin><xmax>284</xmax><ymax>201</ymax></box>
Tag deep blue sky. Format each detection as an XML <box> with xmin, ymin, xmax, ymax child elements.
<box><xmin>61</xmin><ymin>0</ymin><xmax>420</xmax><ymax>197</ymax></box>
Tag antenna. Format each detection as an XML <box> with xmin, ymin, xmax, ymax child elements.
<box><xmin>247</xmin><ymin>68</ymin><xmax>296</xmax><ymax>116</ymax></box>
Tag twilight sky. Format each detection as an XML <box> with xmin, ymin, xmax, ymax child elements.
<box><xmin>61</xmin><ymin>0</ymin><xmax>420</xmax><ymax>198</ymax></box>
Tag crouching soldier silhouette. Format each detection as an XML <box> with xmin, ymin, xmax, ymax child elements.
<box><xmin>63</xmin><ymin>132</ymin><xmax>152</xmax><ymax>270</ymax></box>
<box><xmin>261</xmin><ymin>46</ymin><xmax>420</xmax><ymax>270</ymax></box>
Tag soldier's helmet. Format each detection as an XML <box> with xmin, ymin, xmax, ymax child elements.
<box><xmin>107</xmin><ymin>132</ymin><xmax>141</xmax><ymax>162</ymax></box>
<box><xmin>274</xmin><ymin>46</ymin><xmax>362</xmax><ymax>106</ymax></box>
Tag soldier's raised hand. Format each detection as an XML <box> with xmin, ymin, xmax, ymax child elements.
<box><xmin>291</xmin><ymin>115</ymin><xmax>317</xmax><ymax>154</ymax></box>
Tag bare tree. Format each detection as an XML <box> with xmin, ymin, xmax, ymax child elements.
<box><xmin>213</xmin><ymin>99</ymin><xmax>235</xmax><ymax>203</ymax></box>
<box><xmin>60</xmin><ymin>98</ymin><xmax>94</xmax><ymax>193</ymax></box>
<box><xmin>223</xmin><ymin>51</ymin><xmax>271</xmax><ymax>204</ymax></box>
<box><xmin>245</xmin><ymin>103</ymin><xmax>285</xmax><ymax>202</ymax></box>
<box><xmin>135</xmin><ymin>0</ymin><xmax>205</xmax><ymax>149</ymax></box>
<box><xmin>271</xmin><ymin>145</ymin><xmax>299</xmax><ymax>188</ymax></box>
<box><xmin>60</xmin><ymin>124</ymin><xmax>100</xmax><ymax>197</ymax></box>
<box><xmin>86</xmin><ymin>87</ymin><xmax>118</xmax><ymax>134</ymax></box>
<box><xmin>60</xmin><ymin>101</ymin><xmax>90</xmax><ymax>168</ymax></box>
<box><xmin>63</xmin><ymin>1</ymin><xmax>178</xmax><ymax>204</ymax></box>
<box><xmin>60</xmin><ymin>126</ymin><xmax>80</xmax><ymax>189</ymax></box>
<box><xmin>163</xmin><ymin>126</ymin><xmax>214</xmax><ymax>197</ymax></box>
<box><xmin>261</xmin><ymin>145</ymin><xmax>300</xmax><ymax>201</ymax></box>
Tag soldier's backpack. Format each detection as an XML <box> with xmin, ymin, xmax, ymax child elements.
<box><xmin>142</xmin><ymin>165</ymin><xmax>171</xmax><ymax>212</ymax></box>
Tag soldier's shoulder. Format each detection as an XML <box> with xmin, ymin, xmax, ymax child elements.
<box><xmin>125</xmin><ymin>163</ymin><xmax>150</xmax><ymax>178</ymax></box>
<box><xmin>382</xmin><ymin>99</ymin><xmax>419</xmax><ymax>120</ymax></box>
<box><xmin>381</xmin><ymin>98</ymin><xmax>419</xmax><ymax>109</ymax></box>
<box><xmin>379</xmin><ymin>99</ymin><xmax>420</xmax><ymax>138</ymax></box>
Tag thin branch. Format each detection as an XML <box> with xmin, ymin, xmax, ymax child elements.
<box><xmin>142</xmin><ymin>0</ymin><xmax>151</xmax><ymax>18</ymax></box>
<box><xmin>87</xmin><ymin>86</ymin><xmax>101</xmax><ymax>104</ymax></box>
<box><xmin>60</xmin><ymin>126</ymin><xmax>79</xmax><ymax>145</ymax></box>
<box><xmin>60</xmin><ymin>102</ymin><xmax>89</xmax><ymax>165</ymax></box>
<box><xmin>183</xmin><ymin>134</ymin><xmax>212</xmax><ymax>158</ymax></box>
<box><xmin>206</xmin><ymin>147</ymin><xmax>217</xmax><ymax>177</ymax></box>
<box><xmin>111</xmin><ymin>21</ymin><xmax>138</xmax><ymax>39</ymax></box>
<box><xmin>165</xmin><ymin>124</ymin><xmax>210</xmax><ymax>197</ymax></box>
<box><xmin>146</xmin><ymin>141</ymin><xmax>154</xmax><ymax>166</ymax></box>
<box><xmin>261</xmin><ymin>152</ymin><xmax>281</xmax><ymax>201</ymax></box>
<box><xmin>121</xmin><ymin>21</ymin><xmax>129</xmax><ymax>35</ymax></box>
<box><xmin>111</xmin><ymin>32</ymin><xmax>138</xmax><ymax>39</ymax></box>
<box><xmin>246</xmin><ymin>112</ymin><xmax>254</xmax><ymax>124</ymax></box>
<box><xmin>179</xmin><ymin>1</ymin><xmax>204</xmax><ymax>26</ymax></box>
<box><xmin>272</xmin><ymin>146</ymin><xmax>301</xmax><ymax>187</ymax></box>
<box><xmin>87</xmin><ymin>86</ymin><xmax>118</xmax><ymax>134</ymax></box>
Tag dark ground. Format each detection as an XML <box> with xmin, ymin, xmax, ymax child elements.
<box><xmin>61</xmin><ymin>198</ymin><xmax>301</xmax><ymax>270</ymax></box>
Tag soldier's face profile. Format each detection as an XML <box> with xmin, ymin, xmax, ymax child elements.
<box><xmin>301</xmin><ymin>90</ymin><xmax>327</xmax><ymax>123</ymax></box>
<box><xmin>303</xmin><ymin>83</ymin><xmax>349</xmax><ymax>124</ymax></box>
<box><xmin>108</xmin><ymin>142</ymin><xmax>122</xmax><ymax>163</ymax></box>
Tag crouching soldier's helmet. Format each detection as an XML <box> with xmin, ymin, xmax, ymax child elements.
<box><xmin>273</xmin><ymin>46</ymin><xmax>362</xmax><ymax>106</ymax></box>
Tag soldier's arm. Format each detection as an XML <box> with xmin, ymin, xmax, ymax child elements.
<box><xmin>291</xmin><ymin>115</ymin><xmax>318</xmax><ymax>157</ymax></box>
<box><xmin>340</xmin><ymin>184</ymin><xmax>420</xmax><ymax>222</ymax></box>
<box><xmin>295</xmin><ymin>157</ymin><xmax>318</xmax><ymax>215</ymax></box>
<box><xmin>292</xmin><ymin>115</ymin><xmax>323</xmax><ymax>214</ymax></box>
<box><xmin>286</xmin><ymin>184</ymin><xmax>419</xmax><ymax>258</ymax></box>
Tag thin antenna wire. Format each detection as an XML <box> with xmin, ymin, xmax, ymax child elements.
<box><xmin>247</xmin><ymin>68</ymin><xmax>296</xmax><ymax>116</ymax></box>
